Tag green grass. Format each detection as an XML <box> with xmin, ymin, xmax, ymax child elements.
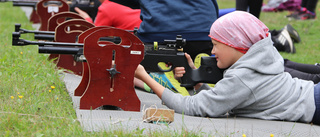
<box><xmin>0</xmin><ymin>3</ymin><xmax>92</xmax><ymax>137</ymax></box>
<box><xmin>0</xmin><ymin>0</ymin><xmax>319</xmax><ymax>136</ymax></box>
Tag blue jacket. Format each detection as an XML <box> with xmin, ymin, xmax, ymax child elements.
<box><xmin>137</xmin><ymin>0</ymin><xmax>219</xmax><ymax>42</ymax></box>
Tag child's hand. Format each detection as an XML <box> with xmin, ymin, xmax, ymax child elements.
<box><xmin>174</xmin><ymin>53</ymin><xmax>196</xmax><ymax>80</ymax></box>
<box><xmin>185</xmin><ymin>53</ymin><xmax>197</xmax><ymax>69</ymax></box>
<box><xmin>135</xmin><ymin>64</ymin><xmax>149</xmax><ymax>81</ymax></box>
<box><xmin>74</xmin><ymin>7</ymin><xmax>91</xmax><ymax>19</ymax></box>
<box><xmin>135</xmin><ymin>65</ymin><xmax>165</xmax><ymax>98</ymax></box>
<box><xmin>174</xmin><ymin>67</ymin><xmax>185</xmax><ymax>80</ymax></box>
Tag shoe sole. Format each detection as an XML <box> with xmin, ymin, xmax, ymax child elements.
<box><xmin>278</xmin><ymin>30</ymin><xmax>295</xmax><ymax>53</ymax></box>
<box><xmin>284</xmin><ymin>24</ymin><xmax>301</xmax><ymax>43</ymax></box>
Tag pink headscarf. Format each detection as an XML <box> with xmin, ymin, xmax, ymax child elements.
<box><xmin>209</xmin><ymin>11</ymin><xmax>269</xmax><ymax>54</ymax></box>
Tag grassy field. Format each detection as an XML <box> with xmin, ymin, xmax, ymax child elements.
<box><xmin>0</xmin><ymin>0</ymin><xmax>319</xmax><ymax>136</ymax></box>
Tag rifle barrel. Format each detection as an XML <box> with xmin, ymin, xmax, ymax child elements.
<box><xmin>33</xmin><ymin>33</ymin><xmax>122</xmax><ymax>43</ymax></box>
<box><xmin>13</xmin><ymin>1</ymin><xmax>36</xmax><ymax>7</ymax></box>
<box><xmin>39</xmin><ymin>46</ymin><xmax>81</xmax><ymax>54</ymax></box>
<box><xmin>34</xmin><ymin>34</ymin><xmax>55</xmax><ymax>41</ymax></box>
<box><xmin>19</xmin><ymin>29</ymin><xmax>55</xmax><ymax>35</ymax></box>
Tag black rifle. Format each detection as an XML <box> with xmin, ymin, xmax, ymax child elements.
<box><xmin>2</xmin><ymin>0</ymin><xmax>100</xmax><ymax>20</ymax></box>
<box><xmin>7</xmin><ymin>0</ymin><xmax>62</xmax><ymax>8</ymax></box>
<box><xmin>0</xmin><ymin>0</ymin><xmax>39</xmax><ymax>7</ymax></box>
<box><xmin>14</xmin><ymin>24</ymin><xmax>138</xmax><ymax>41</ymax></box>
<box><xmin>12</xmin><ymin>0</ymin><xmax>38</xmax><ymax>7</ymax></box>
<box><xmin>12</xmin><ymin>31</ymin><xmax>82</xmax><ymax>46</ymax></box>
<box><xmin>12</xmin><ymin>32</ymin><xmax>224</xmax><ymax>88</ymax></box>
<box><xmin>15</xmin><ymin>23</ymin><xmax>62</xmax><ymax>41</ymax></box>
<box><xmin>68</xmin><ymin>0</ymin><xmax>100</xmax><ymax>21</ymax></box>
<box><xmin>15</xmin><ymin>24</ymin><xmax>54</xmax><ymax>35</ymax></box>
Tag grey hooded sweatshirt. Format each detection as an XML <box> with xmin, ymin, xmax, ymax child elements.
<box><xmin>161</xmin><ymin>36</ymin><xmax>316</xmax><ymax>123</ymax></box>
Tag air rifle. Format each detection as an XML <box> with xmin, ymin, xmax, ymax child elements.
<box><xmin>14</xmin><ymin>23</ymin><xmax>55</xmax><ymax>35</ymax></box>
<box><xmin>12</xmin><ymin>31</ymin><xmax>82</xmax><ymax>46</ymax></box>
<box><xmin>12</xmin><ymin>0</ymin><xmax>38</xmax><ymax>7</ymax></box>
<box><xmin>3</xmin><ymin>0</ymin><xmax>61</xmax><ymax>8</ymax></box>
<box><xmin>12</xmin><ymin>32</ymin><xmax>224</xmax><ymax>88</ymax></box>
<box><xmin>0</xmin><ymin>0</ymin><xmax>39</xmax><ymax>7</ymax></box>
<box><xmin>68</xmin><ymin>0</ymin><xmax>101</xmax><ymax>21</ymax></box>
<box><xmin>14</xmin><ymin>24</ymin><xmax>137</xmax><ymax>41</ymax></box>
<box><xmin>2</xmin><ymin>0</ymin><xmax>100</xmax><ymax>20</ymax></box>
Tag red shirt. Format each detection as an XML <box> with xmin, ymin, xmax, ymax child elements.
<box><xmin>85</xmin><ymin>0</ymin><xmax>142</xmax><ymax>30</ymax></box>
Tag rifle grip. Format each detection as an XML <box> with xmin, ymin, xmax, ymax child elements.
<box><xmin>180</xmin><ymin>56</ymin><xmax>224</xmax><ymax>88</ymax></box>
<box><xmin>180</xmin><ymin>68</ymin><xmax>194</xmax><ymax>88</ymax></box>
<box><xmin>179</xmin><ymin>57</ymin><xmax>194</xmax><ymax>88</ymax></box>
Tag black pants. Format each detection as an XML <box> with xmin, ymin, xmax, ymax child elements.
<box><xmin>301</xmin><ymin>0</ymin><xmax>319</xmax><ymax>13</ymax></box>
<box><xmin>284</xmin><ymin>59</ymin><xmax>320</xmax><ymax>83</ymax></box>
<box><xmin>236</xmin><ymin>0</ymin><xmax>263</xmax><ymax>18</ymax></box>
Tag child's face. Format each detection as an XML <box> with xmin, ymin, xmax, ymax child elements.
<box><xmin>211</xmin><ymin>39</ymin><xmax>244</xmax><ymax>69</ymax></box>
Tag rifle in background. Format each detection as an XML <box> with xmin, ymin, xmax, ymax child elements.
<box><xmin>1</xmin><ymin>0</ymin><xmax>100</xmax><ymax>20</ymax></box>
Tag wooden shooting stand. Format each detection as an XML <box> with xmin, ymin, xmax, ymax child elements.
<box><xmin>54</xmin><ymin>19</ymin><xmax>94</xmax><ymax>76</ymax></box>
<box><xmin>47</xmin><ymin>11</ymin><xmax>85</xmax><ymax>31</ymax></box>
<box><xmin>36</xmin><ymin>0</ymin><xmax>69</xmax><ymax>31</ymax></box>
<box><xmin>78</xmin><ymin>27</ymin><xmax>144</xmax><ymax>111</ymax></box>
<box><xmin>19</xmin><ymin>0</ymin><xmax>41</xmax><ymax>23</ymax></box>
<box><xmin>47</xmin><ymin>12</ymin><xmax>85</xmax><ymax>61</ymax></box>
<box><xmin>74</xmin><ymin>26</ymin><xmax>110</xmax><ymax>96</ymax></box>
<box><xmin>30</xmin><ymin>8</ymin><xmax>41</xmax><ymax>23</ymax></box>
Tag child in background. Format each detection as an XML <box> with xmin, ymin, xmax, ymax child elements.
<box><xmin>134</xmin><ymin>11</ymin><xmax>320</xmax><ymax>125</ymax></box>
<box><xmin>75</xmin><ymin>0</ymin><xmax>141</xmax><ymax>30</ymax></box>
